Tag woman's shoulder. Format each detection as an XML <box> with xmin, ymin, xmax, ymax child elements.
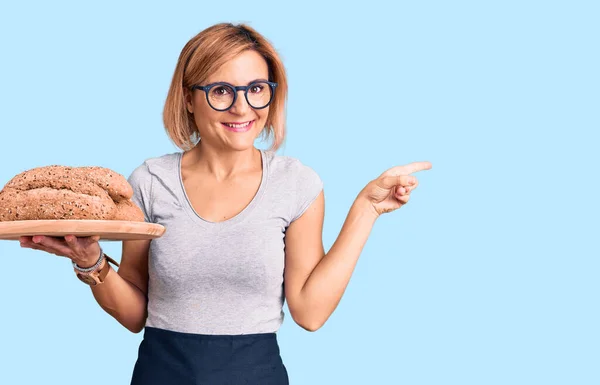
<box><xmin>264</xmin><ymin>150</ymin><xmax>324</xmax><ymax>222</ymax></box>
<box><xmin>127</xmin><ymin>152</ymin><xmax>181</xmax><ymax>192</ymax></box>
<box><xmin>130</xmin><ymin>151</ymin><xmax>181</xmax><ymax>176</ymax></box>
<box><xmin>265</xmin><ymin>150</ymin><xmax>317</xmax><ymax>174</ymax></box>
<box><xmin>264</xmin><ymin>150</ymin><xmax>322</xmax><ymax>186</ymax></box>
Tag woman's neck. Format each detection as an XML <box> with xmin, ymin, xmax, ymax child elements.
<box><xmin>185</xmin><ymin>142</ymin><xmax>261</xmax><ymax>181</ymax></box>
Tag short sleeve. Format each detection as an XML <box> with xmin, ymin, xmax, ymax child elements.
<box><xmin>290</xmin><ymin>161</ymin><xmax>324</xmax><ymax>222</ymax></box>
<box><xmin>127</xmin><ymin>162</ymin><xmax>153</xmax><ymax>223</ymax></box>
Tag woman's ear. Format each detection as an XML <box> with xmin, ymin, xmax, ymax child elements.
<box><xmin>184</xmin><ymin>89</ymin><xmax>194</xmax><ymax>114</ymax></box>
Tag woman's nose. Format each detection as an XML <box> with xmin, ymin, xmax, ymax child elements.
<box><xmin>228</xmin><ymin>91</ymin><xmax>251</xmax><ymax>115</ymax></box>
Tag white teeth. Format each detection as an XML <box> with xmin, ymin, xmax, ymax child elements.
<box><xmin>224</xmin><ymin>121</ymin><xmax>251</xmax><ymax>128</ymax></box>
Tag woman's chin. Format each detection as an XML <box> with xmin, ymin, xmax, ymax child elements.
<box><xmin>223</xmin><ymin>135</ymin><xmax>259</xmax><ymax>151</ymax></box>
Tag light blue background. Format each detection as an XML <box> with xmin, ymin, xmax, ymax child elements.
<box><xmin>0</xmin><ymin>1</ymin><xmax>598</xmax><ymax>384</ymax></box>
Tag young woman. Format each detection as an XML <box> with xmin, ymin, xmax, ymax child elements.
<box><xmin>19</xmin><ymin>23</ymin><xmax>431</xmax><ymax>384</ymax></box>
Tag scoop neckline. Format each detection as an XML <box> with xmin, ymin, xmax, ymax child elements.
<box><xmin>176</xmin><ymin>149</ymin><xmax>269</xmax><ymax>230</ymax></box>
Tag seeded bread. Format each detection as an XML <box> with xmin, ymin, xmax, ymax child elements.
<box><xmin>0</xmin><ymin>165</ymin><xmax>144</xmax><ymax>222</ymax></box>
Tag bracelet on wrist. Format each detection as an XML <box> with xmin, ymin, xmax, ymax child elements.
<box><xmin>72</xmin><ymin>246</ymin><xmax>104</xmax><ymax>273</ymax></box>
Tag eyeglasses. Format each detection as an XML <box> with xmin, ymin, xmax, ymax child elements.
<box><xmin>190</xmin><ymin>81</ymin><xmax>278</xmax><ymax>112</ymax></box>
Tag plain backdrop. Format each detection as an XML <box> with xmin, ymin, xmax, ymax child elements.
<box><xmin>0</xmin><ymin>1</ymin><xmax>598</xmax><ymax>384</ymax></box>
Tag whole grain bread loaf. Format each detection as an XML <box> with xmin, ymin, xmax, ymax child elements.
<box><xmin>0</xmin><ymin>165</ymin><xmax>144</xmax><ymax>221</ymax></box>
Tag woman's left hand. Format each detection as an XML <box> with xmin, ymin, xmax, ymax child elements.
<box><xmin>359</xmin><ymin>161</ymin><xmax>432</xmax><ymax>216</ymax></box>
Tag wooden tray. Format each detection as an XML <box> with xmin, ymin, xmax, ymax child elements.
<box><xmin>0</xmin><ymin>220</ymin><xmax>165</xmax><ymax>241</ymax></box>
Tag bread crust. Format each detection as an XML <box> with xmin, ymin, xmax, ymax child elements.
<box><xmin>113</xmin><ymin>199</ymin><xmax>144</xmax><ymax>221</ymax></box>
<box><xmin>0</xmin><ymin>165</ymin><xmax>143</xmax><ymax>222</ymax></box>
<box><xmin>0</xmin><ymin>187</ymin><xmax>116</xmax><ymax>220</ymax></box>
<box><xmin>4</xmin><ymin>165</ymin><xmax>133</xmax><ymax>202</ymax></box>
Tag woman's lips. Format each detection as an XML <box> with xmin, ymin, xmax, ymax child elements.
<box><xmin>221</xmin><ymin>120</ymin><xmax>254</xmax><ymax>133</ymax></box>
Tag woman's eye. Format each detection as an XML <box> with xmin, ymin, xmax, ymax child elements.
<box><xmin>212</xmin><ymin>86</ymin><xmax>230</xmax><ymax>96</ymax></box>
<box><xmin>250</xmin><ymin>85</ymin><xmax>264</xmax><ymax>93</ymax></box>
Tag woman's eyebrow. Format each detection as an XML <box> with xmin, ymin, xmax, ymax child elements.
<box><xmin>208</xmin><ymin>78</ymin><xmax>269</xmax><ymax>85</ymax></box>
<box><xmin>246</xmin><ymin>78</ymin><xmax>269</xmax><ymax>84</ymax></box>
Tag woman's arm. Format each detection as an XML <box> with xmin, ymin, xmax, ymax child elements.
<box><xmin>284</xmin><ymin>192</ymin><xmax>376</xmax><ymax>332</ymax></box>
<box><xmin>89</xmin><ymin>239</ymin><xmax>150</xmax><ymax>333</ymax></box>
<box><xmin>284</xmin><ymin>161</ymin><xmax>431</xmax><ymax>331</ymax></box>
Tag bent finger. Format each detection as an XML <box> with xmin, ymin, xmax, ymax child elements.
<box><xmin>397</xmin><ymin>194</ymin><xmax>411</xmax><ymax>204</ymax></box>
<box><xmin>405</xmin><ymin>179</ymin><xmax>420</xmax><ymax>193</ymax></box>
<box><xmin>378</xmin><ymin>175</ymin><xmax>417</xmax><ymax>189</ymax></box>
<box><xmin>82</xmin><ymin>235</ymin><xmax>101</xmax><ymax>248</ymax></box>
<box><xmin>32</xmin><ymin>236</ymin><xmax>73</xmax><ymax>257</ymax></box>
<box><xmin>64</xmin><ymin>235</ymin><xmax>84</xmax><ymax>255</ymax></box>
<box><xmin>24</xmin><ymin>242</ymin><xmax>65</xmax><ymax>257</ymax></box>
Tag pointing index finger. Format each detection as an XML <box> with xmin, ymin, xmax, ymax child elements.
<box><xmin>403</xmin><ymin>161</ymin><xmax>432</xmax><ymax>174</ymax></box>
<box><xmin>383</xmin><ymin>161</ymin><xmax>432</xmax><ymax>177</ymax></box>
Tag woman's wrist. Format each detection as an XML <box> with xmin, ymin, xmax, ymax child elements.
<box><xmin>73</xmin><ymin>247</ymin><xmax>104</xmax><ymax>272</ymax></box>
<box><xmin>353</xmin><ymin>194</ymin><xmax>380</xmax><ymax>222</ymax></box>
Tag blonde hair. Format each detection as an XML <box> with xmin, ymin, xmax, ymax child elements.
<box><xmin>163</xmin><ymin>23</ymin><xmax>288</xmax><ymax>151</ymax></box>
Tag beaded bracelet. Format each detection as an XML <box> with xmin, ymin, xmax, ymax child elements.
<box><xmin>72</xmin><ymin>246</ymin><xmax>104</xmax><ymax>273</ymax></box>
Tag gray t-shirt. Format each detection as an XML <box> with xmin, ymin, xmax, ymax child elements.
<box><xmin>127</xmin><ymin>149</ymin><xmax>323</xmax><ymax>335</ymax></box>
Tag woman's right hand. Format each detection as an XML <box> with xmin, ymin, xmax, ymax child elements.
<box><xmin>19</xmin><ymin>235</ymin><xmax>102</xmax><ymax>268</ymax></box>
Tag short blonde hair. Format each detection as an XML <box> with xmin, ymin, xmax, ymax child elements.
<box><xmin>163</xmin><ymin>23</ymin><xmax>288</xmax><ymax>151</ymax></box>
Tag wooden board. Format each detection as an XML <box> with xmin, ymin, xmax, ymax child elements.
<box><xmin>0</xmin><ymin>220</ymin><xmax>165</xmax><ymax>241</ymax></box>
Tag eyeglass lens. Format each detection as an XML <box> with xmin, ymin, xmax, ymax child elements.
<box><xmin>207</xmin><ymin>82</ymin><xmax>272</xmax><ymax>110</ymax></box>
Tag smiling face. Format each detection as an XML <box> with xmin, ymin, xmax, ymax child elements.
<box><xmin>185</xmin><ymin>49</ymin><xmax>270</xmax><ymax>152</ymax></box>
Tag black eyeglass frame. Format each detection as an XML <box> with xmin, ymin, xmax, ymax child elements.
<box><xmin>190</xmin><ymin>81</ymin><xmax>278</xmax><ymax>112</ymax></box>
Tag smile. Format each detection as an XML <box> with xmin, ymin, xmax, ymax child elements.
<box><xmin>221</xmin><ymin>120</ymin><xmax>254</xmax><ymax>132</ymax></box>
